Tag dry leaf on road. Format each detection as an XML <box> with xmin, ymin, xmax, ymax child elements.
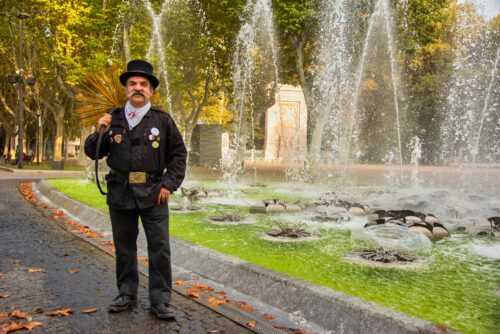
<box><xmin>174</xmin><ymin>280</ymin><xmax>185</xmax><ymax>286</ymax></box>
<box><xmin>10</xmin><ymin>310</ymin><xmax>31</xmax><ymax>320</ymax></box>
<box><xmin>261</xmin><ymin>313</ymin><xmax>276</xmax><ymax>320</ymax></box>
<box><xmin>27</xmin><ymin>268</ymin><xmax>44</xmax><ymax>273</ymax></box>
<box><xmin>68</xmin><ymin>269</ymin><xmax>80</xmax><ymax>274</ymax></box>
<box><xmin>246</xmin><ymin>321</ymin><xmax>256</xmax><ymax>327</ymax></box>
<box><xmin>81</xmin><ymin>308</ymin><xmax>97</xmax><ymax>314</ymax></box>
<box><xmin>23</xmin><ymin>322</ymin><xmax>42</xmax><ymax>331</ymax></box>
<box><xmin>46</xmin><ymin>308</ymin><xmax>73</xmax><ymax>317</ymax></box>
<box><xmin>186</xmin><ymin>289</ymin><xmax>200</xmax><ymax>299</ymax></box>
<box><xmin>0</xmin><ymin>294</ymin><xmax>9</xmax><ymax>299</ymax></box>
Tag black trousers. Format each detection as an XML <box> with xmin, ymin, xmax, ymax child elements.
<box><xmin>109</xmin><ymin>203</ymin><xmax>172</xmax><ymax>305</ymax></box>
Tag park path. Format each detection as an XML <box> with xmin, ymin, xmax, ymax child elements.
<box><xmin>0</xmin><ymin>178</ymin><xmax>252</xmax><ymax>333</ymax></box>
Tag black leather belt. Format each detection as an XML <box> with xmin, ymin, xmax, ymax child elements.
<box><xmin>110</xmin><ymin>170</ymin><xmax>161</xmax><ymax>184</ymax></box>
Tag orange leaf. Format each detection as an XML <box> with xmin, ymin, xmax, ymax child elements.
<box><xmin>10</xmin><ymin>310</ymin><xmax>30</xmax><ymax>320</ymax></box>
<box><xmin>27</xmin><ymin>268</ymin><xmax>44</xmax><ymax>273</ymax></box>
<box><xmin>261</xmin><ymin>313</ymin><xmax>275</xmax><ymax>320</ymax></box>
<box><xmin>192</xmin><ymin>275</ymin><xmax>200</xmax><ymax>279</ymax></box>
<box><xmin>174</xmin><ymin>280</ymin><xmax>185</xmax><ymax>286</ymax></box>
<box><xmin>46</xmin><ymin>308</ymin><xmax>73</xmax><ymax>317</ymax></box>
<box><xmin>186</xmin><ymin>289</ymin><xmax>200</xmax><ymax>298</ymax></box>
<box><xmin>85</xmin><ymin>231</ymin><xmax>104</xmax><ymax>239</ymax></box>
<box><xmin>6</xmin><ymin>321</ymin><xmax>25</xmax><ymax>332</ymax></box>
<box><xmin>190</xmin><ymin>282</ymin><xmax>214</xmax><ymax>292</ymax></box>
<box><xmin>81</xmin><ymin>308</ymin><xmax>97</xmax><ymax>314</ymax></box>
<box><xmin>100</xmin><ymin>241</ymin><xmax>114</xmax><ymax>246</ymax></box>
<box><xmin>233</xmin><ymin>301</ymin><xmax>257</xmax><ymax>312</ymax></box>
<box><xmin>137</xmin><ymin>256</ymin><xmax>149</xmax><ymax>264</ymax></box>
<box><xmin>207</xmin><ymin>297</ymin><xmax>227</xmax><ymax>308</ymax></box>
<box><xmin>23</xmin><ymin>322</ymin><xmax>42</xmax><ymax>331</ymax></box>
<box><xmin>246</xmin><ymin>321</ymin><xmax>257</xmax><ymax>327</ymax></box>
<box><xmin>68</xmin><ymin>269</ymin><xmax>80</xmax><ymax>274</ymax></box>
<box><xmin>0</xmin><ymin>294</ymin><xmax>9</xmax><ymax>298</ymax></box>
<box><xmin>214</xmin><ymin>291</ymin><xmax>226</xmax><ymax>295</ymax></box>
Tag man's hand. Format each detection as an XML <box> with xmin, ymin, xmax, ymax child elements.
<box><xmin>97</xmin><ymin>114</ymin><xmax>112</xmax><ymax>133</ymax></box>
<box><xmin>157</xmin><ymin>186</ymin><xmax>171</xmax><ymax>205</ymax></box>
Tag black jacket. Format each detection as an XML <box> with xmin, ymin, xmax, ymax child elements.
<box><xmin>84</xmin><ymin>107</ymin><xmax>187</xmax><ymax>210</ymax></box>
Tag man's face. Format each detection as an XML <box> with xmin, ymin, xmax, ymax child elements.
<box><xmin>125</xmin><ymin>76</ymin><xmax>154</xmax><ymax>108</ymax></box>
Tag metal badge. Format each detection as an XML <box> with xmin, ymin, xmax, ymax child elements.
<box><xmin>151</xmin><ymin>127</ymin><xmax>159</xmax><ymax>136</ymax></box>
<box><xmin>148</xmin><ymin>134</ymin><xmax>155</xmax><ymax>141</ymax></box>
<box><xmin>156</xmin><ymin>136</ymin><xmax>160</xmax><ymax>141</ymax></box>
<box><xmin>152</xmin><ymin>141</ymin><xmax>159</xmax><ymax>149</ymax></box>
<box><xmin>114</xmin><ymin>134</ymin><xmax>122</xmax><ymax>143</ymax></box>
<box><xmin>129</xmin><ymin>172</ymin><xmax>147</xmax><ymax>184</ymax></box>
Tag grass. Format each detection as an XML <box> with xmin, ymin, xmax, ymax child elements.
<box><xmin>47</xmin><ymin>178</ymin><xmax>500</xmax><ymax>334</ymax></box>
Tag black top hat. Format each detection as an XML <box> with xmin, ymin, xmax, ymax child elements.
<box><xmin>119</xmin><ymin>60</ymin><xmax>160</xmax><ymax>89</ymax></box>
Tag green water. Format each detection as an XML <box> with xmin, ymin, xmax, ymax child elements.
<box><xmin>47</xmin><ymin>179</ymin><xmax>500</xmax><ymax>333</ymax></box>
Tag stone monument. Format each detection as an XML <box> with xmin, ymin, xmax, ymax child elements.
<box><xmin>264</xmin><ymin>84</ymin><xmax>308</xmax><ymax>162</ymax></box>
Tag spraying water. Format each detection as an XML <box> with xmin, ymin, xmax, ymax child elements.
<box><xmin>144</xmin><ymin>0</ymin><xmax>173</xmax><ymax>112</ymax></box>
<box><xmin>348</xmin><ymin>0</ymin><xmax>404</xmax><ymax>168</ymax></box>
<box><xmin>229</xmin><ymin>0</ymin><xmax>279</xmax><ymax>182</ymax></box>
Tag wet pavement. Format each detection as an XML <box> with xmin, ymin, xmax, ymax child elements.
<box><xmin>0</xmin><ymin>178</ymin><xmax>253</xmax><ymax>333</ymax></box>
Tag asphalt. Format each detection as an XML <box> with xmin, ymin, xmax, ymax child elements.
<box><xmin>0</xmin><ymin>176</ymin><xmax>253</xmax><ymax>333</ymax></box>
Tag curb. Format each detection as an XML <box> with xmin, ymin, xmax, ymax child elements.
<box><xmin>0</xmin><ymin>165</ymin><xmax>14</xmax><ymax>172</ymax></box>
<box><xmin>35</xmin><ymin>180</ymin><xmax>454</xmax><ymax>334</ymax></box>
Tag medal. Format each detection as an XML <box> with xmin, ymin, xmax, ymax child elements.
<box><xmin>151</xmin><ymin>127</ymin><xmax>159</xmax><ymax>136</ymax></box>
<box><xmin>114</xmin><ymin>134</ymin><xmax>122</xmax><ymax>143</ymax></box>
<box><xmin>152</xmin><ymin>141</ymin><xmax>159</xmax><ymax>149</ymax></box>
<box><xmin>156</xmin><ymin>136</ymin><xmax>160</xmax><ymax>141</ymax></box>
<box><xmin>148</xmin><ymin>134</ymin><xmax>155</xmax><ymax>141</ymax></box>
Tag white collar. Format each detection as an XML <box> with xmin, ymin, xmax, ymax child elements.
<box><xmin>124</xmin><ymin>101</ymin><xmax>151</xmax><ymax>130</ymax></box>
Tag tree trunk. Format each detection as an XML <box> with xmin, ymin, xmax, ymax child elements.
<box><xmin>77</xmin><ymin>126</ymin><xmax>90</xmax><ymax>166</ymax></box>
<box><xmin>123</xmin><ymin>24</ymin><xmax>131</xmax><ymax>63</ymax></box>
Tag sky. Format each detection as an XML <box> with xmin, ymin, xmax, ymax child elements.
<box><xmin>460</xmin><ymin>0</ymin><xmax>500</xmax><ymax>20</ymax></box>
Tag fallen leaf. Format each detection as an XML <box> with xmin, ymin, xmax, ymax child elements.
<box><xmin>10</xmin><ymin>310</ymin><xmax>31</xmax><ymax>320</ymax></box>
<box><xmin>23</xmin><ymin>322</ymin><xmax>42</xmax><ymax>331</ymax></box>
<box><xmin>52</xmin><ymin>209</ymin><xmax>65</xmax><ymax>218</ymax></box>
<box><xmin>190</xmin><ymin>282</ymin><xmax>214</xmax><ymax>292</ymax></box>
<box><xmin>137</xmin><ymin>256</ymin><xmax>149</xmax><ymax>264</ymax></box>
<box><xmin>186</xmin><ymin>289</ymin><xmax>200</xmax><ymax>299</ymax></box>
<box><xmin>0</xmin><ymin>272</ymin><xmax>4</xmax><ymax>279</ymax></box>
<box><xmin>174</xmin><ymin>280</ymin><xmax>185</xmax><ymax>286</ymax></box>
<box><xmin>261</xmin><ymin>313</ymin><xmax>275</xmax><ymax>320</ymax></box>
<box><xmin>5</xmin><ymin>321</ymin><xmax>25</xmax><ymax>332</ymax></box>
<box><xmin>233</xmin><ymin>301</ymin><xmax>257</xmax><ymax>312</ymax></box>
<box><xmin>214</xmin><ymin>291</ymin><xmax>226</xmax><ymax>295</ymax></box>
<box><xmin>192</xmin><ymin>275</ymin><xmax>200</xmax><ymax>279</ymax></box>
<box><xmin>27</xmin><ymin>268</ymin><xmax>44</xmax><ymax>273</ymax></box>
<box><xmin>0</xmin><ymin>294</ymin><xmax>9</xmax><ymax>298</ymax></box>
<box><xmin>46</xmin><ymin>308</ymin><xmax>73</xmax><ymax>317</ymax></box>
<box><xmin>33</xmin><ymin>308</ymin><xmax>43</xmax><ymax>315</ymax></box>
<box><xmin>85</xmin><ymin>231</ymin><xmax>104</xmax><ymax>239</ymax></box>
<box><xmin>246</xmin><ymin>321</ymin><xmax>256</xmax><ymax>327</ymax></box>
<box><xmin>81</xmin><ymin>308</ymin><xmax>97</xmax><ymax>314</ymax></box>
<box><xmin>63</xmin><ymin>253</ymin><xmax>70</xmax><ymax>257</ymax></box>
<box><xmin>207</xmin><ymin>297</ymin><xmax>227</xmax><ymax>308</ymax></box>
<box><xmin>68</xmin><ymin>269</ymin><xmax>80</xmax><ymax>274</ymax></box>
<box><xmin>100</xmin><ymin>241</ymin><xmax>114</xmax><ymax>246</ymax></box>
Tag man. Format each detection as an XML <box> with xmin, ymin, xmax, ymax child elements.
<box><xmin>84</xmin><ymin>60</ymin><xmax>187</xmax><ymax>319</ymax></box>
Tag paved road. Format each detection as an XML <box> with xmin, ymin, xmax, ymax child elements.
<box><xmin>0</xmin><ymin>178</ymin><xmax>252</xmax><ymax>333</ymax></box>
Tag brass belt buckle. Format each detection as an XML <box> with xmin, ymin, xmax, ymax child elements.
<box><xmin>129</xmin><ymin>172</ymin><xmax>146</xmax><ymax>184</ymax></box>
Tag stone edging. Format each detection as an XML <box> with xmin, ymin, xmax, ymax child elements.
<box><xmin>35</xmin><ymin>180</ymin><xmax>454</xmax><ymax>334</ymax></box>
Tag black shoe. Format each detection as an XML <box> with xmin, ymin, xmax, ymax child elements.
<box><xmin>150</xmin><ymin>303</ymin><xmax>175</xmax><ymax>319</ymax></box>
<box><xmin>108</xmin><ymin>294</ymin><xmax>137</xmax><ymax>312</ymax></box>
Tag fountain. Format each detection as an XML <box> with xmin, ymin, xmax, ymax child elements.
<box><xmin>144</xmin><ymin>0</ymin><xmax>173</xmax><ymax>112</ymax></box>
<box><xmin>440</xmin><ymin>2</ymin><xmax>499</xmax><ymax>170</ymax></box>
<box><xmin>228</xmin><ymin>0</ymin><xmax>280</xmax><ymax>182</ymax></box>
